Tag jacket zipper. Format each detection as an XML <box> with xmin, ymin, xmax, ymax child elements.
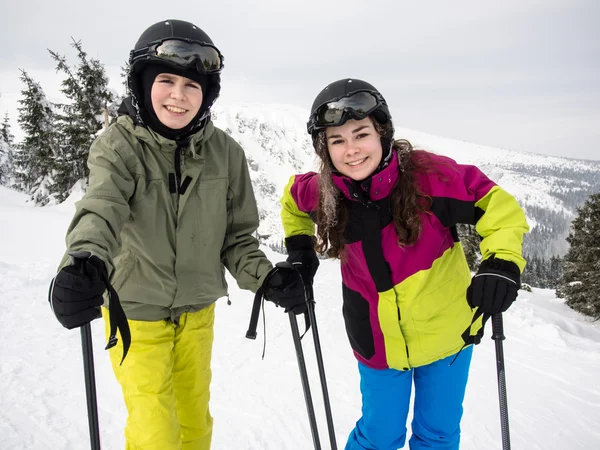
<box><xmin>174</xmin><ymin>145</ymin><xmax>185</xmax><ymax>194</ymax></box>
<box><xmin>173</xmin><ymin>142</ymin><xmax>232</xmax><ymax>306</ymax></box>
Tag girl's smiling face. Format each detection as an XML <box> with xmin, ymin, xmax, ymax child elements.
<box><xmin>326</xmin><ymin>117</ymin><xmax>383</xmax><ymax>181</ymax></box>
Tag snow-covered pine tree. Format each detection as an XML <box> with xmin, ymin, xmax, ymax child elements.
<box><xmin>1</xmin><ymin>112</ymin><xmax>14</xmax><ymax>145</ymax></box>
<box><xmin>120</xmin><ymin>61</ymin><xmax>130</xmax><ymax>92</ymax></box>
<box><xmin>12</xmin><ymin>71</ymin><xmax>60</xmax><ymax>204</ymax></box>
<box><xmin>549</xmin><ymin>255</ymin><xmax>564</xmax><ymax>288</ymax></box>
<box><xmin>0</xmin><ymin>112</ymin><xmax>15</xmax><ymax>185</ymax></box>
<box><xmin>103</xmin><ymin>61</ymin><xmax>129</xmax><ymax>125</ymax></box>
<box><xmin>457</xmin><ymin>224</ymin><xmax>481</xmax><ymax>271</ymax></box>
<box><xmin>522</xmin><ymin>254</ymin><xmax>539</xmax><ymax>287</ymax></box>
<box><xmin>48</xmin><ymin>39</ymin><xmax>114</xmax><ymax>202</ymax></box>
<box><xmin>556</xmin><ymin>193</ymin><xmax>600</xmax><ymax>319</ymax></box>
<box><xmin>521</xmin><ymin>252</ymin><xmax>563</xmax><ymax>289</ymax></box>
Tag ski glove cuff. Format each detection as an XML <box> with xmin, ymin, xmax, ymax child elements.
<box><xmin>285</xmin><ymin>235</ymin><xmax>319</xmax><ymax>288</ymax></box>
<box><xmin>467</xmin><ymin>256</ymin><xmax>521</xmax><ymax>315</ymax></box>
<box><xmin>263</xmin><ymin>262</ymin><xmax>307</xmax><ymax>315</ymax></box>
<box><xmin>49</xmin><ymin>252</ymin><xmax>106</xmax><ymax>329</ymax></box>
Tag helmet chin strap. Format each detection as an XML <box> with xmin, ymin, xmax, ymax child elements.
<box><xmin>375</xmin><ymin>137</ymin><xmax>394</xmax><ymax>172</ymax></box>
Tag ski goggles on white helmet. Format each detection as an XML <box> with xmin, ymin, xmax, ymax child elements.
<box><xmin>131</xmin><ymin>39</ymin><xmax>224</xmax><ymax>74</ymax></box>
<box><xmin>307</xmin><ymin>91</ymin><xmax>385</xmax><ymax>134</ymax></box>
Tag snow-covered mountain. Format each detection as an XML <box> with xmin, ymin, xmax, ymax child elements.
<box><xmin>211</xmin><ymin>104</ymin><xmax>316</xmax><ymax>250</ymax></box>
<box><xmin>212</xmin><ymin>103</ymin><xmax>600</xmax><ymax>258</ymax></box>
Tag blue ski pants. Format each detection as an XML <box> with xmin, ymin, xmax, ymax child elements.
<box><xmin>345</xmin><ymin>345</ymin><xmax>473</xmax><ymax>450</ymax></box>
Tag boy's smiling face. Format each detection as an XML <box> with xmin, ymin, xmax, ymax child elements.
<box><xmin>150</xmin><ymin>73</ymin><xmax>203</xmax><ymax>129</ymax></box>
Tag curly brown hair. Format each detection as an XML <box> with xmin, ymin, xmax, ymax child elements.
<box><xmin>312</xmin><ymin>119</ymin><xmax>438</xmax><ymax>259</ymax></box>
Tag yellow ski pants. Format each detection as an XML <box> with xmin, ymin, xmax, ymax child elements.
<box><xmin>103</xmin><ymin>304</ymin><xmax>215</xmax><ymax>450</ymax></box>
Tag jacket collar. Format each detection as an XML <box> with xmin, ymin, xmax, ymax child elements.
<box><xmin>331</xmin><ymin>151</ymin><xmax>399</xmax><ymax>202</ymax></box>
<box><xmin>116</xmin><ymin>114</ymin><xmax>215</xmax><ymax>159</ymax></box>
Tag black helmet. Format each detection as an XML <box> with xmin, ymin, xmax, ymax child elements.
<box><xmin>133</xmin><ymin>20</ymin><xmax>217</xmax><ymax>53</ymax></box>
<box><xmin>128</xmin><ymin>19</ymin><xmax>224</xmax><ymax>138</ymax></box>
<box><xmin>307</xmin><ymin>78</ymin><xmax>392</xmax><ymax>138</ymax></box>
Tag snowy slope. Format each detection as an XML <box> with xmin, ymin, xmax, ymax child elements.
<box><xmin>1</xmin><ymin>185</ymin><xmax>600</xmax><ymax>449</ymax></box>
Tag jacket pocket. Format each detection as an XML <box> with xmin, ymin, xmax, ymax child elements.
<box><xmin>342</xmin><ymin>284</ymin><xmax>375</xmax><ymax>359</ymax></box>
<box><xmin>195</xmin><ymin>178</ymin><xmax>228</xmax><ymax>238</ymax></box>
<box><xmin>409</xmin><ymin>263</ymin><xmax>473</xmax><ymax>360</ymax></box>
<box><xmin>410</xmin><ymin>270</ymin><xmax>462</xmax><ymax>321</ymax></box>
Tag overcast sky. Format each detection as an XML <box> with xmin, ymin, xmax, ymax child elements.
<box><xmin>1</xmin><ymin>0</ymin><xmax>598</xmax><ymax>160</ymax></box>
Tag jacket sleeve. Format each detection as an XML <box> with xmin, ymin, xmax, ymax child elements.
<box><xmin>425</xmin><ymin>153</ymin><xmax>529</xmax><ymax>271</ymax></box>
<box><xmin>473</xmin><ymin>183</ymin><xmax>529</xmax><ymax>271</ymax></box>
<box><xmin>280</xmin><ymin>173</ymin><xmax>319</xmax><ymax>239</ymax></box>
<box><xmin>221</xmin><ymin>140</ymin><xmax>272</xmax><ymax>293</ymax></box>
<box><xmin>58</xmin><ymin>131</ymin><xmax>135</xmax><ymax>275</ymax></box>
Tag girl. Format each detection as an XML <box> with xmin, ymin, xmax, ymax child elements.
<box><xmin>49</xmin><ymin>19</ymin><xmax>272</xmax><ymax>450</ymax></box>
<box><xmin>269</xmin><ymin>78</ymin><xmax>528</xmax><ymax>449</ymax></box>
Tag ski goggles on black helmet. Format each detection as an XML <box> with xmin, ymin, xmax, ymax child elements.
<box><xmin>130</xmin><ymin>39</ymin><xmax>224</xmax><ymax>74</ymax></box>
<box><xmin>307</xmin><ymin>91</ymin><xmax>386</xmax><ymax>135</ymax></box>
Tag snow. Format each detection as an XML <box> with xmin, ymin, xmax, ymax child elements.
<box><xmin>1</xmin><ymin>184</ymin><xmax>600</xmax><ymax>450</ymax></box>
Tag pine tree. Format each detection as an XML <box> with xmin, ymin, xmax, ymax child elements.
<box><xmin>0</xmin><ymin>112</ymin><xmax>15</xmax><ymax>185</ymax></box>
<box><xmin>548</xmin><ymin>255</ymin><xmax>563</xmax><ymax>289</ymax></box>
<box><xmin>457</xmin><ymin>224</ymin><xmax>481</xmax><ymax>271</ymax></box>
<box><xmin>1</xmin><ymin>112</ymin><xmax>14</xmax><ymax>145</ymax></box>
<box><xmin>556</xmin><ymin>193</ymin><xmax>600</xmax><ymax>320</ymax></box>
<box><xmin>120</xmin><ymin>61</ymin><xmax>130</xmax><ymax>92</ymax></box>
<box><xmin>522</xmin><ymin>254</ymin><xmax>538</xmax><ymax>287</ymax></box>
<box><xmin>48</xmin><ymin>39</ymin><xmax>114</xmax><ymax>202</ymax></box>
<box><xmin>12</xmin><ymin>71</ymin><xmax>60</xmax><ymax>203</ymax></box>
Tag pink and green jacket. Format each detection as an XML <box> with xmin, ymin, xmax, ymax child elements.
<box><xmin>280</xmin><ymin>151</ymin><xmax>528</xmax><ymax>370</ymax></box>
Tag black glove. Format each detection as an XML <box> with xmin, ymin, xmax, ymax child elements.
<box><xmin>467</xmin><ymin>256</ymin><xmax>521</xmax><ymax>315</ymax></box>
<box><xmin>49</xmin><ymin>251</ymin><xmax>106</xmax><ymax>329</ymax></box>
<box><xmin>263</xmin><ymin>262</ymin><xmax>307</xmax><ymax>315</ymax></box>
<box><xmin>285</xmin><ymin>235</ymin><xmax>319</xmax><ymax>289</ymax></box>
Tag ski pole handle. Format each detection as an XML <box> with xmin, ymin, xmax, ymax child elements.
<box><xmin>246</xmin><ymin>264</ymin><xmax>291</xmax><ymax>339</ymax></box>
<box><xmin>246</xmin><ymin>288</ymin><xmax>263</xmax><ymax>339</ymax></box>
<box><xmin>492</xmin><ymin>313</ymin><xmax>505</xmax><ymax>341</ymax></box>
<box><xmin>69</xmin><ymin>251</ymin><xmax>102</xmax><ymax>320</ymax></box>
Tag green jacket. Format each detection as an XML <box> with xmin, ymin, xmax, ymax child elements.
<box><xmin>60</xmin><ymin>115</ymin><xmax>272</xmax><ymax>321</ymax></box>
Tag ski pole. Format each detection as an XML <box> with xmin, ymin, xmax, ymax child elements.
<box><xmin>245</xmin><ymin>263</ymin><xmax>338</xmax><ymax>449</ymax></box>
<box><xmin>305</xmin><ymin>286</ymin><xmax>337</xmax><ymax>450</ymax></box>
<box><xmin>69</xmin><ymin>253</ymin><xmax>102</xmax><ymax>450</ymax></box>
<box><xmin>289</xmin><ymin>311</ymin><xmax>322</xmax><ymax>450</ymax></box>
<box><xmin>491</xmin><ymin>313</ymin><xmax>511</xmax><ymax>450</ymax></box>
<box><xmin>81</xmin><ymin>323</ymin><xmax>101</xmax><ymax>450</ymax></box>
